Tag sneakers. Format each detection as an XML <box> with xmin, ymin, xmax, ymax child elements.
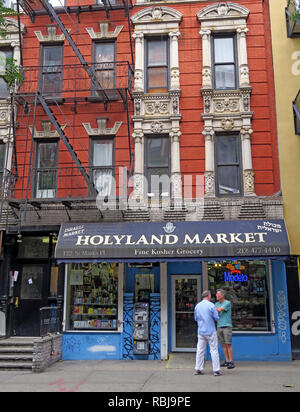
<box><xmin>193</xmin><ymin>370</ymin><xmax>203</xmax><ymax>375</ymax></box>
<box><xmin>221</xmin><ymin>361</ymin><xmax>236</xmax><ymax>369</ymax></box>
<box><xmin>213</xmin><ymin>371</ymin><xmax>222</xmax><ymax>377</ymax></box>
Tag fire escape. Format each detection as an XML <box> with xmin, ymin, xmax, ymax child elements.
<box><xmin>1</xmin><ymin>0</ymin><xmax>135</xmax><ymax>231</ymax></box>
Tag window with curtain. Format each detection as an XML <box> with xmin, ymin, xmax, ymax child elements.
<box><xmin>0</xmin><ymin>48</ymin><xmax>13</xmax><ymax>99</ymax></box>
<box><xmin>35</xmin><ymin>141</ymin><xmax>58</xmax><ymax>199</ymax></box>
<box><xmin>40</xmin><ymin>45</ymin><xmax>63</xmax><ymax>97</ymax></box>
<box><xmin>93</xmin><ymin>42</ymin><xmax>115</xmax><ymax>93</ymax></box>
<box><xmin>213</xmin><ymin>35</ymin><xmax>237</xmax><ymax>90</ymax></box>
<box><xmin>146</xmin><ymin>37</ymin><xmax>169</xmax><ymax>93</ymax></box>
<box><xmin>145</xmin><ymin>136</ymin><xmax>170</xmax><ymax>197</ymax></box>
<box><xmin>215</xmin><ymin>135</ymin><xmax>242</xmax><ymax>196</ymax></box>
<box><xmin>92</xmin><ymin>139</ymin><xmax>114</xmax><ymax>196</ymax></box>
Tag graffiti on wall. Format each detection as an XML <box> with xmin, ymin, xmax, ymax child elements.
<box><xmin>277</xmin><ymin>290</ymin><xmax>289</xmax><ymax>344</ymax></box>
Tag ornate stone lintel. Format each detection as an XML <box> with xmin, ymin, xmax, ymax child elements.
<box><xmin>83</xmin><ymin>118</ymin><xmax>122</xmax><ymax>136</ymax></box>
<box><xmin>221</xmin><ymin>118</ymin><xmax>235</xmax><ymax>131</ymax></box>
<box><xmin>150</xmin><ymin>121</ymin><xmax>164</xmax><ymax>134</ymax></box>
<box><xmin>34</xmin><ymin>25</ymin><xmax>70</xmax><ymax>43</ymax></box>
<box><xmin>86</xmin><ymin>22</ymin><xmax>123</xmax><ymax>40</ymax></box>
<box><xmin>30</xmin><ymin>120</ymin><xmax>66</xmax><ymax>139</ymax></box>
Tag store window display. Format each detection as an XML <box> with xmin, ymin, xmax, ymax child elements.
<box><xmin>208</xmin><ymin>260</ymin><xmax>271</xmax><ymax>332</ymax></box>
<box><xmin>66</xmin><ymin>262</ymin><xmax>119</xmax><ymax>331</ymax></box>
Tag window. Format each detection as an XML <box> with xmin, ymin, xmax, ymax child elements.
<box><xmin>215</xmin><ymin>135</ymin><xmax>242</xmax><ymax>196</ymax></box>
<box><xmin>208</xmin><ymin>260</ymin><xmax>271</xmax><ymax>332</ymax></box>
<box><xmin>293</xmin><ymin>90</ymin><xmax>300</xmax><ymax>135</ymax></box>
<box><xmin>95</xmin><ymin>0</ymin><xmax>116</xmax><ymax>5</ymax></box>
<box><xmin>213</xmin><ymin>35</ymin><xmax>237</xmax><ymax>90</ymax></box>
<box><xmin>0</xmin><ymin>144</ymin><xmax>6</xmax><ymax>184</ymax></box>
<box><xmin>145</xmin><ymin>136</ymin><xmax>170</xmax><ymax>197</ymax></box>
<box><xmin>93</xmin><ymin>42</ymin><xmax>115</xmax><ymax>94</ymax></box>
<box><xmin>18</xmin><ymin>236</ymin><xmax>50</xmax><ymax>258</ymax></box>
<box><xmin>146</xmin><ymin>37</ymin><xmax>169</xmax><ymax>93</ymax></box>
<box><xmin>66</xmin><ymin>262</ymin><xmax>119</xmax><ymax>331</ymax></box>
<box><xmin>2</xmin><ymin>0</ymin><xmax>17</xmax><ymax>11</ymax></box>
<box><xmin>48</xmin><ymin>0</ymin><xmax>64</xmax><ymax>6</ymax></box>
<box><xmin>34</xmin><ymin>141</ymin><xmax>58</xmax><ymax>199</ymax></box>
<box><xmin>40</xmin><ymin>45</ymin><xmax>63</xmax><ymax>97</ymax></box>
<box><xmin>0</xmin><ymin>48</ymin><xmax>13</xmax><ymax>99</ymax></box>
<box><xmin>92</xmin><ymin>138</ymin><xmax>114</xmax><ymax>196</ymax></box>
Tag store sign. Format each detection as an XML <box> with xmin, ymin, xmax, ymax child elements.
<box><xmin>224</xmin><ymin>271</ymin><xmax>248</xmax><ymax>282</ymax></box>
<box><xmin>55</xmin><ymin>220</ymin><xmax>290</xmax><ymax>261</ymax></box>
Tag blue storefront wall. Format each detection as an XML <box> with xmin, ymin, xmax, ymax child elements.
<box><xmin>203</xmin><ymin>260</ymin><xmax>292</xmax><ymax>362</ymax></box>
<box><xmin>62</xmin><ymin>332</ymin><xmax>122</xmax><ymax>360</ymax></box>
<box><xmin>62</xmin><ymin>264</ymin><xmax>162</xmax><ymax>361</ymax></box>
<box><xmin>62</xmin><ymin>260</ymin><xmax>291</xmax><ymax>361</ymax></box>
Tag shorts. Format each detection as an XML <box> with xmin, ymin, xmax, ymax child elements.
<box><xmin>217</xmin><ymin>327</ymin><xmax>232</xmax><ymax>345</ymax></box>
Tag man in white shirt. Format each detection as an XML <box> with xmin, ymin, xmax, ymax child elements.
<box><xmin>194</xmin><ymin>290</ymin><xmax>221</xmax><ymax>376</ymax></box>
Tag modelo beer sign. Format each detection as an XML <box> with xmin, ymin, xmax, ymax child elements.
<box><xmin>55</xmin><ymin>220</ymin><xmax>290</xmax><ymax>261</ymax></box>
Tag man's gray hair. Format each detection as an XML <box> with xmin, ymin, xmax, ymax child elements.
<box><xmin>217</xmin><ymin>289</ymin><xmax>226</xmax><ymax>297</ymax></box>
<box><xmin>202</xmin><ymin>290</ymin><xmax>211</xmax><ymax>299</ymax></box>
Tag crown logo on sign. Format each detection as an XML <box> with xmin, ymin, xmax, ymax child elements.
<box><xmin>163</xmin><ymin>222</ymin><xmax>176</xmax><ymax>234</ymax></box>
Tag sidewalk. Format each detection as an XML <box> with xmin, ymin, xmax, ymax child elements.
<box><xmin>0</xmin><ymin>353</ymin><xmax>299</xmax><ymax>392</ymax></box>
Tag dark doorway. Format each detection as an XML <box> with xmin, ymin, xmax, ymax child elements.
<box><xmin>13</xmin><ymin>263</ymin><xmax>49</xmax><ymax>336</ymax></box>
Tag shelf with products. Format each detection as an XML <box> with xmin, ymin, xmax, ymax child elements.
<box><xmin>208</xmin><ymin>259</ymin><xmax>271</xmax><ymax>332</ymax></box>
<box><xmin>67</xmin><ymin>262</ymin><xmax>119</xmax><ymax>331</ymax></box>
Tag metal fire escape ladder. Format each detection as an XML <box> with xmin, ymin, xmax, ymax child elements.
<box><xmin>37</xmin><ymin>92</ymin><xmax>95</xmax><ymax>192</ymax></box>
<box><xmin>40</xmin><ymin>0</ymin><xmax>110</xmax><ymax>108</ymax></box>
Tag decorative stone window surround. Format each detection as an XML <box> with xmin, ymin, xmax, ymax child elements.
<box><xmin>82</xmin><ymin>118</ymin><xmax>122</xmax><ymax>137</ymax></box>
<box><xmin>86</xmin><ymin>21</ymin><xmax>123</xmax><ymax>40</ymax></box>
<box><xmin>131</xmin><ymin>6</ymin><xmax>183</xmax><ymax>202</ymax></box>
<box><xmin>0</xmin><ymin>18</ymin><xmax>25</xmax><ymax>174</ymax></box>
<box><xmin>197</xmin><ymin>2</ymin><xmax>255</xmax><ymax>198</ymax></box>
<box><xmin>34</xmin><ymin>24</ymin><xmax>70</xmax><ymax>43</ymax></box>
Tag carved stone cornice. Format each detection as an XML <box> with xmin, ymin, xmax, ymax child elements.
<box><xmin>86</xmin><ymin>22</ymin><xmax>123</xmax><ymax>40</ymax></box>
<box><xmin>34</xmin><ymin>25</ymin><xmax>70</xmax><ymax>43</ymax></box>
<box><xmin>132</xmin><ymin>93</ymin><xmax>182</xmax><ymax>120</ymax></box>
<box><xmin>83</xmin><ymin>118</ymin><xmax>122</xmax><ymax>136</ymax></box>
<box><xmin>131</xmin><ymin>6</ymin><xmax>183</xmax><ymax>26</ymax></box>
<box><xmin>29</xmin><ymin>120</ymin><xmax>67</xmax><ymax>139</ymax></box>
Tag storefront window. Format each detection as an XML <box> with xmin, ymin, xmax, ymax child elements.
<box><xmin>18</xmin><ymin>237</ymin><xmax>50</xmax><ymax>259</ymax></box>
<box><xmin>208</xmin><ymin>260</ymin><xmax>271</xmax><ymax>332</ymax></box>
<box><xmin>66</xmin><ymin>262</ymin><xmax>119</xmax><ymax>331</ymax></box>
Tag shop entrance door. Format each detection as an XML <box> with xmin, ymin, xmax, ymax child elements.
<box><xmin>12</xmin><ymin>264</ymin><xmax>48</xmax><ymax>337</ymax></box>
<box><xmin>171</xmin><ymin>275</ymin><xmax>201</xmax><ymax>352</ymax></box>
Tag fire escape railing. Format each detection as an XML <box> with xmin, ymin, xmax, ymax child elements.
<box><xmin>1</xmin><ymin>0</ymin><xmax>135</xmax><ymax>226</ymax></box>
<box><xmin>17</xmin><ymin>62</ymin><xmax>134</xmax><ymax>103</ymax></box>
<box><xmin>19</xmin><ymin>0</ymin><xmax>133</xmax><ymax>22</ymax></box>
<box><xmin>7</xmin><ymin>165</ymin><xmax>120</xmax><ymax>202</ymax></box>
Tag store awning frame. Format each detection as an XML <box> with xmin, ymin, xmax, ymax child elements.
<box><xmin>55</xmin><ymin>220</ymin><xmax>290</xmax><ymax>262</ymax></box>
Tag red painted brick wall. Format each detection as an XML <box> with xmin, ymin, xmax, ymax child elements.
<box><xmin>14</xmin><ymin>0</ymin><xmax>280</xmax><ymax>200</ymax></box>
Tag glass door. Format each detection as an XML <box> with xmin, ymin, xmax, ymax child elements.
<box><xmin>172</xmin><ymin>275</ymin><xmax>201</xmax><ymax>352</ymax></box>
